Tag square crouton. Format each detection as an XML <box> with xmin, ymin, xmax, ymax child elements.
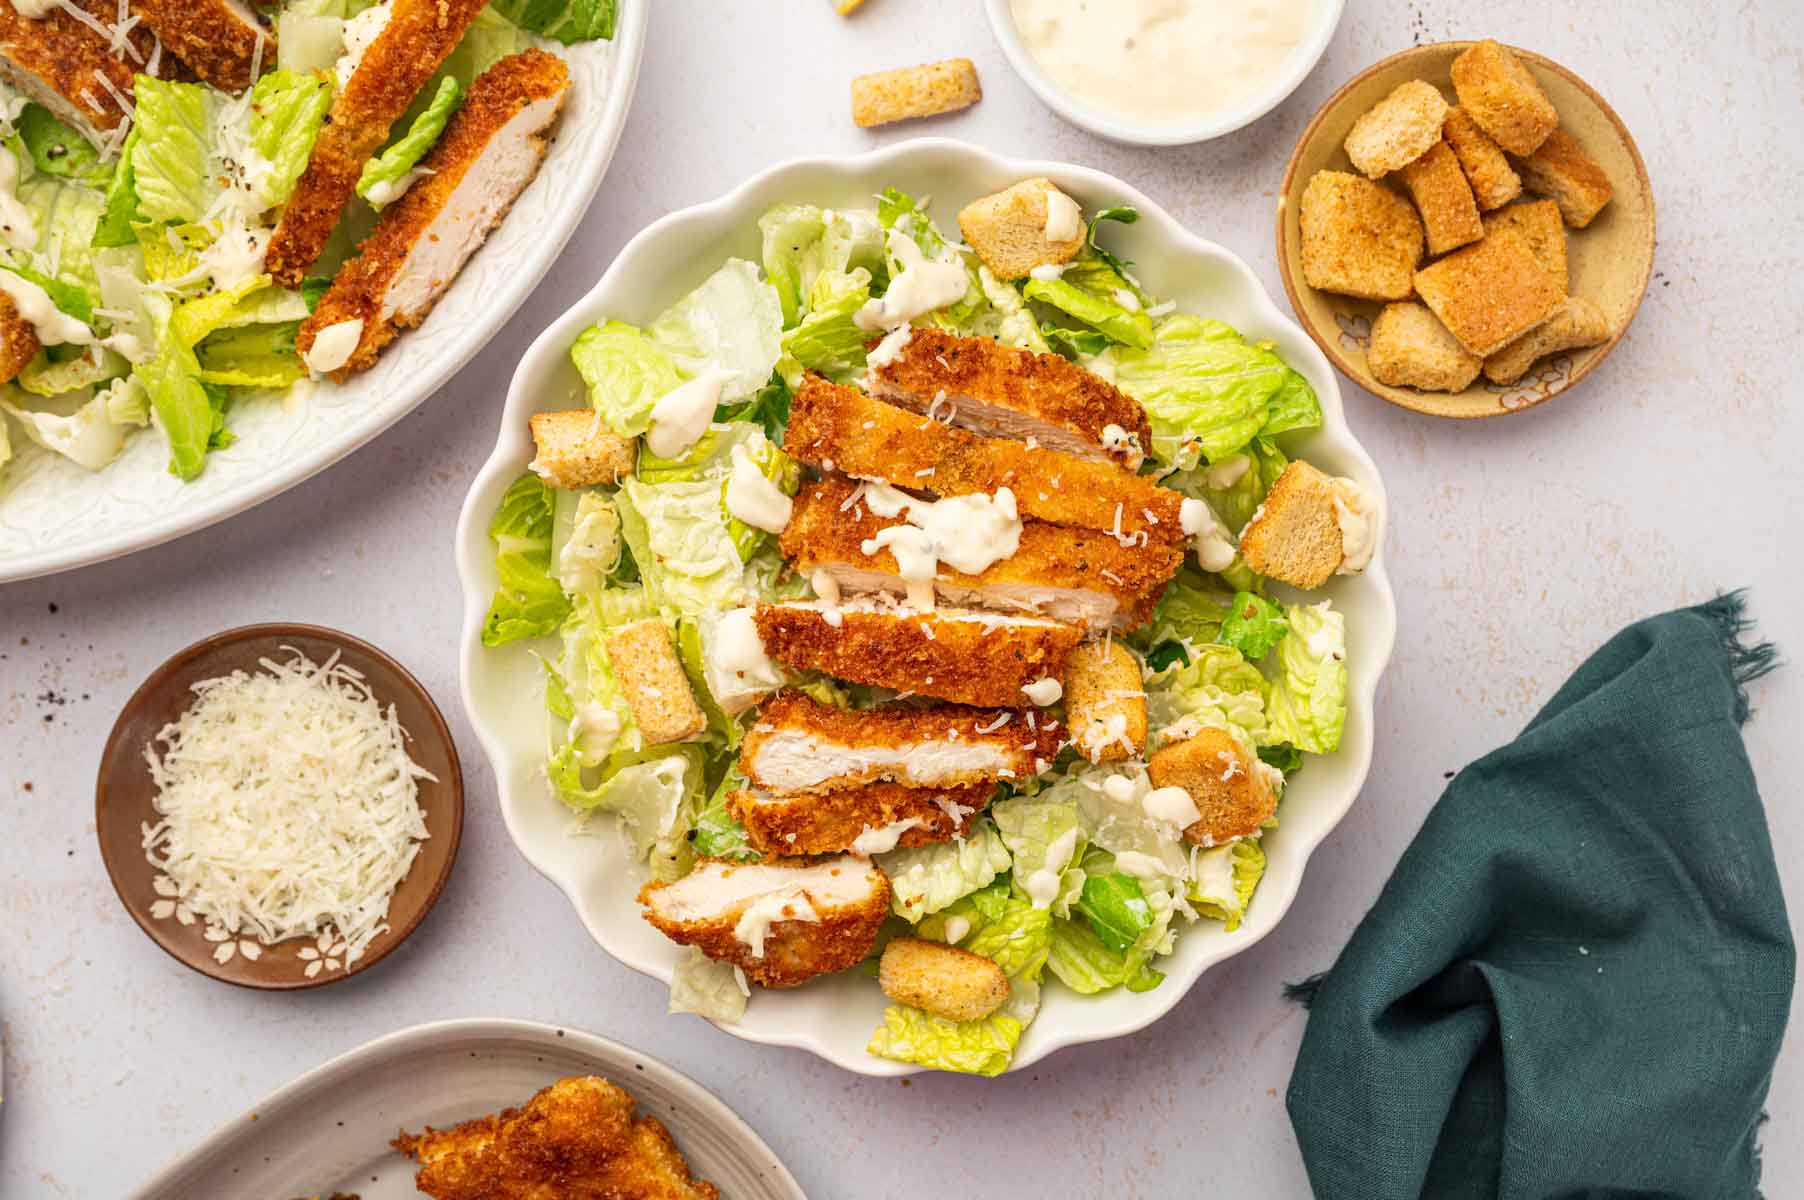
<box><xmin>1147</xmin><ymin>727</ymin><xmax>1277</xmax><ymax>847</ymax></box>
<box><xmin>1239</xmin><ymin>461</ymin><xmax>1352</xmax><ymax>590</ymax></box>
<box><xmin>1442</xmin><ymin>106</ymin><xmax>1522</xmax><ymax>210</ymax></box>
<box><xmin>604</xmin><ymin>620</ymin><xmax>707</xmax><ymax>746</ymax></box>
<box><xmin>1343</xmin><ymin>79</ymin><xmax>1449</xmax><ymax>179</ymax></box>
<box><xmin>1412</xmin><ymin>229</ymin><xmax>1566</xmax><ymax>357</ymax></box>
<box><xmin>1482</xmin><ymin>199</ymin><xmax>1567</xmax><ymax>288</ymax></box>
<box><xmin>1482</xmin><ymin>296</ymin><xmax>1612</xmax><ymax>385</ymax></box>
<box><xmin>1397</xmin><ymin>140</ymin><xmax>1484</xmax><ymax>255</ymax></box>
<box><xmin>957</xmin><ymin>177</ymin><xmax>1085</xmax><ymax>281</ymax></box>
<box><xmin>1064</xmin><ymin>640</ymin><xmax>1146</xmax><ymax>764</ymax></box>
<box><xmin>1298</xmin><ymin>170</ymin><xmax>1424</xmax><ymax>301</ymax></box>
<box><xmin>1515</xmin><ymin>129</ymin><xmax>1613</xmax><ymax>228</ymax></box>
<box><xmin>1368</xmin><ymin>301</ymin><xmax>1482</xmax><ymax>392</ymax></box>
<box><xmin>1449</xmin><ymin>40</ymin><xmax>1558</xmax><ymax>156</ymax></box>
<box><xmin>851</xmin><ymin>58</ymin><xmax>980</xmax><ymax>128</ymax></box>
<box><xmin>528</xmin><ymin>411</ymin><xmax>636</xmax><ymax>489</ymax></box>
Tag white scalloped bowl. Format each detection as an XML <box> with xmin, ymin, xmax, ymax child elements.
<box><xmin>456</xmin><ymin>139</ymin><xmax>1396</xmax><ymax>1076</ymax></box>
<box><xmin>0</xmin><ymin>3</ymin><xmax>648</xmax><ymax>583</ymax></box>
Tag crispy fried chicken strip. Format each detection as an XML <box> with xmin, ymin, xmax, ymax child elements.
<box><xmin>755</xmin><ymin>596</ymin><xmax>1083</xmax><ymax>708</ymax></box>
<box><xmin>730</xmin><ymin>780</ymin><xmax>988</xmax><ymax>857</ymax></box>
<box><xmin>394</xmin><ymin>1075</ymin><xmax>720</xmax><ymax>1200</ymax></box>
<box><xmin>785</xmin><ymin>375</ymin><xmax>1184</xmax><ymax>543</ymax></box>
<box><xmin>781</xmin><ymin>477</ymin><xmax>1182</xmax><ymax>634</ymax></box>
<box><xmin>740</xmin><ymin>689</ymin><xmax>1061</xmax><ymax>795</ymax></box>
<box><xmin>297</xmin><ymin>48</ymin><xmax>571</xmax><ymax>375</ymax></box>
<box><xmin>0</xmin><ymin>294</ymin><xmax>40</xmax><ymax>384</ymax></box>
<box><xmin>638</xmin><ymin>855</ymin><xmax>891</xmax><ymax>988</ymax></box>
<box><xmin>265</xmin><ymin>0</ymin><xmax>492</xmax><ymax>287</ymax></box>
<box><xmin>129</xmin><ymin>0</ymin><xmax>270</xmax><ymax>94</ymax></box>
<box><xmin>0</xmin><ymin>0</ymin><xmax>167</xmax><ymax>140</ymax></box>
<box><xmin>868</xmin><ymin>326</ymin><xmax>1152</xmax><ymax>468</ymax></box>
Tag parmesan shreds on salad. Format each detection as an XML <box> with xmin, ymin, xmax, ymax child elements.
<box><xmin>142</xmin><ymin>649</ymin><xmax>433</xmax><ymax>977</ymax></box>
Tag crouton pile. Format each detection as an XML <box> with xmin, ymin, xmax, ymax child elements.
<box><xmin>1300</xmin><ymin>40</ymin><xmax>1616</xmax><ymax>394</ymax></box>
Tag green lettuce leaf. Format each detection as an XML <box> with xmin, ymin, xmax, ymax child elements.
<box><xmin>1263</xmin><ymin>601</ymin><xmax>1347</xmax><ymax>754</ymax></box>
<box><xmin>876</xmin><ymin>186</ymin><xmax>981</xmax><ymax>324</ymax></box>
<box><xmin>991</xmin><ymin>793</ymin><xmax>1084</xmax><ymax>916</ymax></box>
<box><xmin>0</xmin><ymin>388</ymin><xmax>131</xmax><ymax>471</ymax></box>
<box><xmin>550</xmin><ymin>489</ymin><xmax>623</xmax><ymax>596</ymax></box>
<box><xmin>17</xmin><ymin>345</ymin><xmax>126</xmax><ymax>397</ymax></box>
<box><xmin>130</xmin><ymin>77</ymin><xmax>219</xmax><ymax>224</ymax></box>
<box><xmin>1138</xmin><ymin>567</ymin><xmax>1236</xmax><ymax>651</ymax></box>
<box><xmin>757</xmin><ymin>203</ymin><xmax>885</xmax><ymax>328</ymax></box>
<box><xmin>92</xmin><ymin>123</ymin><xmax>142</xmax><ymax>249</ymax></box>
<box><xmin>877</xmin><ymin>818</ymin><xmax>1012</xmax><ymax>922</ymax></box>
<box><xmin>1168</xmin><ymin>437</ymin><xmax>1287</xmax><ymax>534</ymax></box>
<box><xmin>1048</xmin><ymin>915</ymin><xmax>1162</xmax><ymax>994</ymax></box>
<box><xmin>647</xmin><ymin>259</ymin><xmax>783</xmax><ymax>406</ymax></box>
<box><xmin>775</xmin><ymin>267</ymin><xmax>871</xmax><ymax>388</ymax></box>
<box><xmin>357</xmin><ymin>75</ymin><xmax>462</xmax><ymax>206</ymax></box>
<box><xmin>250</xmin><ymin>70</ymin><xmax>335</xmax><ymax>210</ymax></box>
<box><xmin>133</xmin><ymin>338</ymin><xmax>226</xmax><ymax>480</ymax></box>
<box><xmin>615</xmin><ymin>477</ymin><xmax>747</xmax><ymax>613</ymax></box>
<box><xmin>17</xmin><ymin>175</ymin><xmax>105</xmax><ymax>310</ymax></box>
<box><xmin>1073</xmin><ymin>870</ymin><xmax>1154</xmax><ymax>954</ymax></box>
<box><xmin>867</xmin><ymin>1004</ymin><xmax>1023</xmax><ymax>1078</ymax></box>
<box><xmin>1022</xmin><ymin>253</ymin><xmax>1153</xmax><ymax>350</ymax></box>
<box><xmin>491</xmin><ymin>0</ymin><xmax>617</xmax><ymax>43</ymax></box>
<box><xmin>1191</xmin><ymin>838</ymin><xmax>1267</xmax><ymax>931</ymax></box>
<box><xmin>570</xmin><ymin>319</ymin><xmax>685</xmax><ymax>438</ymax></box>
<box><xmin>1217</xmin><ymin>591</ymin><xmax>1289</xmax><ymax>660</ymax></box>
<box><xmin>668</xmin><ymin>946</ymin><xmax>747</xmax><ymax>1023</ymax></box>
<box><xmin>1146</xmin><ymin>642</ymin><xmax>1269</xmax><ymax>750</ymax></box>
<box><xmin>481</xmin><ymin>473</ymin><xmax>573</xmax><ymax>646</ymax></box>
<box><xmin>16</xmin><ymin>105</ymin><xmax>111</xmax><ymax>187</ymax></box>
<box><xmin>690</xmin><ymin>766</ymin><xmax>758</xmax><ymax>861</ymax></box>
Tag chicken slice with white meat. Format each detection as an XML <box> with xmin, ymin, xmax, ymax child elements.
<box><xmin>130</xmin><ymin>0</ymin><xmax>271</xmax><ymax>94</ymax></box>
<box><xmin>296</xmin><ymin>48</ymin><xmax>571</xmax><ymax>377</ymax></box>
<box><xmin>0</xmin><ymin>0</ymin><xmax>170</xmax><ymax>144</ymax></box>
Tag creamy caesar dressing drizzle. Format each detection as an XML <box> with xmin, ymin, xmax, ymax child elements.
<box><xmin>855</xmin><ymin>230</ymin><xmax>969</xmax><ymax>332</ymax></box>
<box><xmin>0</xmin><ymin>147</ymin><xmax>37</xmax><ymax>251</ymax></box>
<box><xmin>1029</xmin><ymin>263</ymin><xmax>1066</xmax><ymax>282</ymax></box>
<box><xmin>303</xmin><ymin>318</ymin><xmax>364</xmax><ymax>374</ymax></box>
<box><xmin>1204</xmin><ymin>454</ymin><xmax>1251</xmax><ymax>490</ymax></box>
<box><xmin>705</xmin><ymin>607</ymin><xmax>783</xmax><ymax>712</ymax></box>
<box><xmin>859</xmin><ymin>482</ymin><xmax>1023</xmax><ymax>612</ymax></box>
<box><xmin>1022</xmin><ymin>676</ymin><xmax>1063</xmax><ymax>706</ymax></box>
<box><xmin>1010</xmin><ymin>0</ymin><xmax>1316</xmax><ymax>126</ymax></box>
<box><xmin>733</xmin><ymin>886</ymin><xmax>820</xmax><ymax>958</ymax></box>
<box><xmin>942</xmin><ymin>914</ymin><xmax>972</xmax><ymax>944</ymax></box>
<box><xmin>335</xmin><ymin>1</ymin><xmax>393</xmax><ymax>87</ymax></box>
<box><xmin>724</xmin><ymin>443</ymin><xmax>793</xmax><ymax>533</ymax></box>
<box><xmin>1024</xmin><ymin>826</ymin><xmax>1080</xmax><ymax>907</ymax></box>
<box><xmin>364</xmin><ymin>167</ymin><xmax>429</xmax><ymax>208</ymax></box>
<box><xmin>568</xmin><ymin>701</ymin><xmax>622</xmax><ymax>761</ymax></box>
<box><xmin>1179</xmin><ymin>496</ymin><xmax>1237</xmax><ymax>572</ymax></box>
<box><xmin>1330</xmin><ymin>477</ymin><xmax>1378</xmax><ymax>573</ymax></box>
<box><xmin>0</xmin><ymin>270</ymin><xmax>113</xmax><ymax>349</ymax></box>
<box><xmin>865</xmin><ymin>323</ymin><xmax>913</xmax><ymax>370</ymax></box>
<box><xmin>646</xmin><ymin>367</ymin><xmax>737</xmax><ymax>458</ymax></box>
<box><xmin>1041</xmin><ymin>186</ymin><xmax>1082</xmax><ymax>242</ymax></box>
<box><xmin>1143</xmin><ymin>784</ymin><xmax>1202</xmax><ymax>829</ymax></box>
<box><xmin>851</xmin><ymin>817</ymin><xmax>926</xmax><ymax>856</ymax></box>
<box><xmin>809</xmin><ymin>567</ymin><xmax>845</xmax><ymax>627</ymax></box>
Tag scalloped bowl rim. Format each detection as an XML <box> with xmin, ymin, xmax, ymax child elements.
<box><xmin>455</xmin><ymin>138</ymin><xmax>1397</xmax><ymax>1075</ymax></box>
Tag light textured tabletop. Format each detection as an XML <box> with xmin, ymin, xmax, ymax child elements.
<box><xmin>4</xmin><ymin>3</ymin><xmax>1800</xmax><ymax>1196</ymax></box>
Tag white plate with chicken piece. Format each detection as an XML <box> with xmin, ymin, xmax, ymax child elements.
<box><xmin>0</xmin><ymin>0</ymin><xmax>646</xmax><ymax>582</ymax></box>
<box><xmin>455</xmin><ymin>139</ymin><xmax>1397</xmax><ymax>1075</ymax></box>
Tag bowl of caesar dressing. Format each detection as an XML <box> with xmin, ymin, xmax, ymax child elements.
<box><xmin>986</xmin><ymin>0</ymin><xmax>1343</xmax><ymax>145</ymax></box>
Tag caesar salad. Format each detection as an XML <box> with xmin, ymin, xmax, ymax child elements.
<box><xmin>0</xmin><ymin>0</ymin><xmax>614</xmax><ymax>488</ymax></box>
<box><xmin>481</xmin><ymin>174</ymin><xmax>1380</xmax><ymax>1076</ymax></box>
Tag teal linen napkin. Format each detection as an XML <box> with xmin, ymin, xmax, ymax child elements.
<box><xmin>1286</xmin><ymin>594</ymin><xmax>1790</xmax><ymax>1200</ymax></box>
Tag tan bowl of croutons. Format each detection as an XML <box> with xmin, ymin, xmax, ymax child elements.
<box><xmin>1276</xmin><ymin>41</ymin><xmax>1654</xmax><ymax>419</ymax></box>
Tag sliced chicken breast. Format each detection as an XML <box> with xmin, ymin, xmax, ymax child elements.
<box><xmin>0</xmin><ymin>1</ymin><xmax>168</xmax><ymax>142</ymax></box>
<box><xmin>637</xmin><ymin>855</ymin><xmax>890</xmax><ymax>988</ymax></box>
<box><xmin>755</xmin><ymin>596</ymin><xmax>1083</xmax><ymax>709</ymax></box>
<box><xmin>0</xmin><ymin>294</ymin><xmax>40</xmax><ymax>384</ymax></box>
<box><xmin>780</xmin><ymin>477</ymin><xmax>1183</xmax><ymax>634</ymax></box>
<box><xmin>740</xmin><ymin>689</ymin><xmax>1063</xmax><ymax>795</ymax></box>
<box><xmin>296</xmin><ymin>48</ymin><xmax>571</xmax><ymax>376</ymax></box>
<box><xmin>785</xmin><ymin>374</ymin><xmax>1184</xmax><ymax>544</ymax></box>
<box><xmin>867</xmin><ymin>326</ymin><xmax>1152</xmax><ymax>469</ymax></box>
<box><xmin>130</xmin><ymin>0</ymin><xmax>270</xmax><ymax>94</ymax></box>
<box><xmin>265</xmin><ymin>0</ymin><xmax>493</xmax><ymax>287</ymax></box>
<box><xmin>729</xmin><ymin>780</ymin><xmax>989</xmax><ymax>857</ymax></box>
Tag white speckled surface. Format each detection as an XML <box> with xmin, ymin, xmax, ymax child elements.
<box><xmin>2</xmin><ymin>2</ymin><xmax>1800</xmax><ymax>1196</ymax></box>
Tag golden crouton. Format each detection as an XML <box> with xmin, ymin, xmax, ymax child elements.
<box><xmin>1343</xmin><ymin>80</ymin><xmax>1448</xmax><ymax>179</ymax></box>
<box><xmin>1368</xmin><ymin>302</ymin><xmax>1482</xmax><ymax>392</ymax></box>
<box><xmin>1442</xmin><ymin>106</ymin><xmax>1522</xmax><ymax>210</ymax></box>
<box><xmin>1063</xmin><ymin>640</ymin><xmax>1146</xmax><ymax>764</ymax></box>
<box><xmin>1449</xmin><ymin>40</ymin><xmax>1557</xmax><ymax>156</ymax></box>
<box><xmin>1147</xmin><ymin>727</ymin><xmax>1276</xmax><ymax>847</ymax></box>
<box><xmin>1482</xmin><ymin>296</ymin><xmax>1612</xmax><ymax>385</ymax></box>
<box><xmin>1516</xmin><ymin>129</ymin><xmax>1614</xmax><ymax>228</ymax></box>
<box><xmin>1481</xmin><ymin>199</ymin><xmax>1567</xmax><ymax>289</ymax></box>
<box><xmin>879</xmin><ymin>938</ymin><xmax>1009</xmax><ymax>1022</ymax></box>
<box><xmin>1238</xmin><ymin>461</ymin><xmax>1351</xmax><ymax>590</ymax></box>
<box><xmin>1298</xmin><ymin>171</ymin><xmax>1424</xmax><ymax>301</ymax></box>
<box><xmin>851</xmin><ymin>58</ymin><xmax>980</xmax><ymax>128</ymax></box>
<box><xmin>604</xmin><ymin>620</ymin><xmax>706</xmax><ymax>746</ymax></box>
<box><xmin>1412</xmin><ymin>229</ymin><xmax>1566</xmax><ymax>357</ymax></box>
<box><xmin>956</xmin><ymin>177</ymin><xmax>1086</xmax><ymax>281</ymax></box>
<box><xmin>1397</xmin><ymin>141</ymin><xmax>1484</xmax><ymax>256</ymax></box>
<box><xmin>528</xmin><ymin>411</ymin><xmax>636</xmax><ymax>489</ymax></box>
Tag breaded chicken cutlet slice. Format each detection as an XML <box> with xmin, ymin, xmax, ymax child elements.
<box><xmin>265</xmin><ymin>0</ymin><xmax>492</xmax><ymax>287</ymax></box>
<box><xmin>395</xmin><ymin>1074</ymin><xmax>720</xmax><ymax>1200</ymax></box>
<box><xmin>781</xmin><ymin>477</ymin><xmax>1182</xmax><ymax>634</ymax></box>
<box><xmin>0</xmin><ymin>295</ymin><xmax>40</xmax><ymax>384</ymax></box>
<box><xmin>297</xmin><ymin>48</ymin><xmax>571</xmax><ymax>376</ymax></box>
<box><xmin>130</xmin><ymin>0</ymin><xmax>270</xmax><ymax>94</ymax></box>
<box><xmin>0</xmin><ymin>0</ymin><xmax>169</xmax><ymax>140</ymax></box>
<box><xmin>754</xmin><ymin>596</ymin><xmax>1084</xmax><ymax>709</ymax></box>
<box><xmin>740</xmin><ymin>689</ymin><xmax>1062</xmax><ymax>795</ymax></box>
<box><xmin>638</xmin><ymin>855</ymin><xmax>890</xmax><ymax>988</ymax></box>
<box><xmin>784</xmin><ymin>375</ymin><xmax>1183</xmax><ymax>544</ymax></box>
<box><xmin>866</xmin><ymin>327</ymin><xmax>1151</xmax><ymax>469</ymax></box>
<box><xmin>729</xmin><ymin>780</ymin><xmax>989</xmax><ymax>857</ymax></box>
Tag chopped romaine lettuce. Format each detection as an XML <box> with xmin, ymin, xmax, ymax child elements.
<box><xmin>758</xmin><ymin>203</ymin><xmax>885</xmax><ymax>328</ymax></box>
<box><xmin>358</xmin><ymin>75</ymin><xmax>462</xmax><ymax>206</ymax></box>
<box><xmin>991</xmin><ymin>793</ymin><xmax>1084</xmax><ymax>916</ymax></box>
<box><xmin>1190</xmin><ymin>838</ymin><xmax>1266</xmax><ymax>931</ymax></box>
<box><xmin>1263</xmin><ymin>601</ymin><xmax>1348</xmax><ymax>754</ymax></box>
<box><xmin>647</xmin><ymin>259</ymin><xmax>783</xmax><ymax>406</ymax></box>
<box><xmin>668</xmin><ymin>946</ymin><xmax>747</xmax><ymax>1023</ymax></box>
<box><xmin>130</xmin><ymin>78</ymin><xmax>219</xmax><ymax>225</ymax></box>
<box><xmin>1073</xmin><ymin>870</ymin><xmax>1154</xmax><ymax>954</ymax></box>
<box><xmin>0</xmin><ymin>388</ymin><xmax>129</xmax><ymax>471</ymax></box>
<box><xmin>616</xmin><ymin>477</ymin><xmax>748</xmax><ymax>613</ymax></box>
<box><xmin>250</xmin><ymin>70</ymin><xmax>336</xmax><ymax>210</ymax></box>
<box><xmin>1146</xmin><ymin>641</ymin><xmax>1269</xmax><ymax>750</ymax></box>
<box><xmin>877</xmin><ymin>818</ymin><xmax>1011</xmax><ymax>922</ymax></box>
<box><xmin>16</xmin><ymin>105</ymin><xmax>111</xmax><ymax>187</ymax></box>
<box><xmin>17</xmin><ymin>345</ymin><xmax>126</xmax><ymax>397</ymax></box>
<box><xmin>550</xmin><ymin>489</ymin><xmax>623</xmax><ymax>596</ymax></box>
<box><xmin>92</xmin><ymin>124</ymin><xmax>142</xmax><ymax>249</ymax></box>
<box><xmin>480</xmin><ymin>472</ymin><xmax>573</xmax><ymax>646</ymax></box>
<box><xmin>569</xmin><ymin>319</ymin><xmax>685</xmax><ymax>438</ymax></box>
<box><xmin>1138</xmin><ymin>567</ymin><xmax>1235</xmax><ymax>651</ymax></box>
<box><xmin>1022</xmin><ymin>253</ymin><xmax>1152</xmax><ymax>349</ymax></box>
<box><xmin>690</xmin><ymin>766</ymin><xmax>758</xmax><ymax>861</ymax></box>
<box><xmin>1217</xmin><ymin>591</ymin><xmax>1290</xmax><ymax>660</ymax></box>
<box><xmin>775</xmin><ymin>267</ymin><xmax>872</xmax><ymax>388</ymax></box>
<box><xmin>490</xmin><ymin>0</ymin><xmax>617</xmax><ymax>43</ymax></box>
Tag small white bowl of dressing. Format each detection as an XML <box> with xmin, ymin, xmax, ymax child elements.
<box><xmin>985</xmin><ymin>0</ymin><xmax>1344</xmax><ymax>146</ymax></box>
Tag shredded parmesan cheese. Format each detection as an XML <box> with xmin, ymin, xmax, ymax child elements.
<box><xmin>141</xmin><ymin>650</ymin><xmax>434</xmax><ymax>977</ymax></box>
